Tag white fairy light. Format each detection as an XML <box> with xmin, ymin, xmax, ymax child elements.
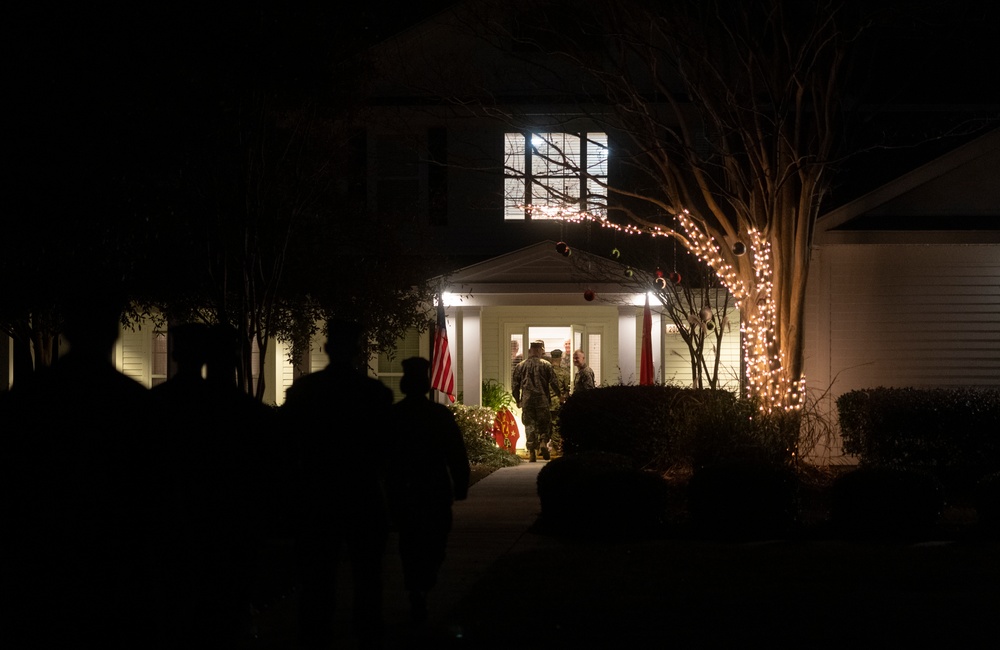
<box><xmin>538</xmin><ymin>205</ymin><xmax>805</xmax><ymax>412</ymax></box>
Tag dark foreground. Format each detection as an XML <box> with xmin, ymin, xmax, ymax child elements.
<box><xmin>244</xmin><ymin>462</ymin><xmax>999</xmax><ymax>649</ymax></box>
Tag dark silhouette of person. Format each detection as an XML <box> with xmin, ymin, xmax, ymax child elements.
<box><xmin>386</xmin><ymin>357</ymin><xmax>470</xmax><ymax>624</ymax></box>
<box><xmin>148</xmin><ymin>322</ymin><xmax>272</xmax><ymax>646</ymax></box>
<box><xmin>280</xmin><ymin>320</ymin><xmax>394</xmax><ymax>649</ymax></box>
<box><xmin>1</xmin><ymin>288</ymin><xmax>162</xmax><ymax>648</ymax></box>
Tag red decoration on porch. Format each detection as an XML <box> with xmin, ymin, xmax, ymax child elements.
<box><xmin>555</xmin><ymin>241</ymin><xmax>571</xmax><ymax>257</ymax></box>
<box><xmin>655</xmin><ymin>268</ymin><xmax>664</xmax><ymax>278</ymax></box>
<box><xmin>584</xmin><ymin>289</ymin><xmax>596</xmax><ymax>301</ymax></box>
<box><xmin>491</xmin><ymin>407</ymin><xmax>520</xmax><ymax>453</ymax></box>
<box><xmin>669</xmin><ymin>271</ymin><xmax>682</xmax><ymax>284</ymax></box>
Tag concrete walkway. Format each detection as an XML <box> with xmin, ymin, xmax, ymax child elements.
<box><xmin>249</xmin><ymin>460</ymin><xmax>552</xmax><ymax>648</ymax></box>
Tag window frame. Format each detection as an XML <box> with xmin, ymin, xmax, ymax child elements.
<box><xmin>504</xmin><ymin>130</ymin><xmax>608</xmax><ymax>221</ymax></box>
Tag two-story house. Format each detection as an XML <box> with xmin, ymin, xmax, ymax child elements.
<box><xmin>4</xmin><ymin>2</ymin><xmax>997</xmax><ymax>462</ymax></box>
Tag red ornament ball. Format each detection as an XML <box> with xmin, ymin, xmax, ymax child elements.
<box><xmin>584</xmin><ymin>289</ymin><xmax>596</xmax><ymax>301</ymax></box>
<box><xmin>655</xmin><ymin>268</ymin><xmax>664</xmax><ymax>278</ymax></box>
<box><xmin>669</xmin><ymin>271</ymin><xmax>682</xmax><ymax>284</ymax></box>
<box><xmin>555</xmin><ymin>241</ymin><xmax>571</xmax><ymax>257</ymax></box>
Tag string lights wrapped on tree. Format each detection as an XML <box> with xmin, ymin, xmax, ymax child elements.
<box><xmin>511</xmin><ymin>0</ymin><xmax>854</xmax><ymax>412</ymax></box>
<box><xmin>532</xmin><ymin>204</ymin><xmax>805</xmax><ymax>413</ymax></box>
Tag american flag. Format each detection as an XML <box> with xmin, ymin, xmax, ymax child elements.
<box><xmin>431</xmin><ymin>299</ymin><xmax>456</xmax><ymax>402</ymax></box>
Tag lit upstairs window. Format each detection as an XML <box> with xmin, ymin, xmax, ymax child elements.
<box><xmin>504</xmin><ymin>132</ymin><xmax>608</xmax><ymax>220</ymax></box>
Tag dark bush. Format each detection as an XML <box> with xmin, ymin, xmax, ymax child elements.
<box><xmin>686</xmin><ymin>460</ymin><xmax>800</xmax><ymax>540</ymax></box>
<box><xmin>676</xmin><ymin>396</ymin><xmax>800</xmax><ymax>469</ymax></box>
<box><xmin>558</xmin><ymin>386</ymin><xmax>676</xmax><ymax>463</ymax></box>
<box><xmin>558</xmin><ymin>385</ymin><xmax>744</xmax><ymax>470</ymax></box>
<box><xmin>537</xmin><ymin>451</ymin><xmax>636</xmax><ymax>516</ymax></box>
<box><xmin>536</xmin><ymin>451</ymin><xmax>671</xmax><ymax>539</ymax></box>
<box><xmin>836</xmin><ymin>387</ymin><xmax>1000</xmax><ymax>491</ymax></box>
<box><xmin>830</xmin><ymin>466</ymin><xmax>945</xmax><ymax>540</ymax></box>
<box><xmin>973</xmin><ymin>471</ymin><xmax>1000</xmax><ymax>539</ymax></box>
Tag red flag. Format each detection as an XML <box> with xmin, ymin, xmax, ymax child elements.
<box><xmin>431</xmin><ymin>300</ymin><xmax>456</xmax><ymax>402</ymax></box>
<box><xmin>640</xmin><ymin>294</ymin><xmax>654</xmax><ymax>385</ymax></box>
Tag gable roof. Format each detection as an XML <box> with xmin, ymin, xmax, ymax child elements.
<box><xmin>434</xmin><ymin>240</ymin><xmax>644</xmax><ymax>306</ymax></box>
<box><xmin>816</xmin><ymin>128</ymin><xmax>1000</xmax><ymax>245</ymax></box>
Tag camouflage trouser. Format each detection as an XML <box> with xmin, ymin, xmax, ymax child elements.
<box><xmin>520</xmin><ymin>397</ymin><xmax>551</xmax><ymax>451</ymax></box>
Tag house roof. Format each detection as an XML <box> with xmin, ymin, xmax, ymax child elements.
<box><xmin>815</xmin><ymin>127</ymin><xmax>1000</xmax><ymax>245</ymax></box>
<box><xmin>434</xmin><ymin>240</ymin><xmax>648</xmax><ymax>306</ymax></box>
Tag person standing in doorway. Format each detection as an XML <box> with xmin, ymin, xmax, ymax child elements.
<box><xmin>512</xmin><ymin>340</ymin><xmax>560</xmax><ymax>462</ymax></box>
<box><xmin>573</xmin><ymin>349</ymin><xmax>596</xmax><ymax>392</ymax></box>
<box><xmin>386</xmin><ymin>357</ymin><xmax>470</xmax><ymax>624</ymax></box>
<box><xmin>548</xmin><ymin>349</ymin><xmax>571</xmax><ymax>455</ymax></box>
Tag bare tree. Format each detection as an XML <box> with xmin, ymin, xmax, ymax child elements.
<box><xmin>445</xmin><ymin>0</ymin><xmax>864</xmax><ymax>410</ymax></box>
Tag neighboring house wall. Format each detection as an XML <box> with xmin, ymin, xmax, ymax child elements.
<box><xmin>805</xmin><ymin>129</ymin><xmax>1000</xmax><ymax>460</ymax></box>
<box><xmin>804</xmin><ymin>244</ymin><xmax>1000</xmax><ymax>401</ymax></box>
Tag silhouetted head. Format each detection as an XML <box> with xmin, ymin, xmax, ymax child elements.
<box><xmin>322</xmin><ymin>319</ymin><xmax>371</xmax><ymax>372</ymax></box>
<box><xmin>170</xmin><ymin>323</ymin><xmax>210</xmax><ymax>376</ymax></box>
<box><xmin>399</xmin><ymin>357</ymin><xmax>431</xmax><ymax>396</ymax></box>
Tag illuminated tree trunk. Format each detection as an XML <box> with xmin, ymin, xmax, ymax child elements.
<box><xmin>585</xmin><ymin>0</ymin><xmax>848</xmax><ymax>410</ymax></box>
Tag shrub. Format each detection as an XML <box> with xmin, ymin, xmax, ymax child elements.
<box><xmin>675</xmin><ymin>395</ymin><xmax>800</xmax><ymax>469</ymax></box>
<box><xmin>559</xmin><ymin>385</ymin><xmax>797</xmax><ymax>471</ymax></box>
<box><xmin>830</xmin><ymin>466</ymin><xmax>945</xmax><ymax>540</ymax></box>
<box><xmin>558</xmin><ymin>385</ymin><xmax>724</xmax><ymax>469</ymax></box>
<box><xmin>481</xmin><ymin>379</ymin><xmax>515</xmax><ymax>411</ymax></box>
<box><xmin>449</xmin><ymin>404</ymin><xmax>520</xmax><ymax>470</ymax></box>
<box><xmin>536</xmin><ymin>451</ymin><xmax>670</xmax><ymax>539</ymax></box>
<box><xmin>836</xmin><ymin>387</ymin><xmax>1000</xmax><ymax>481</ymax></box>
<box><xmin>973</xmin><ymin>471</ymin><xmax>1000</xmax><ymax>539</ymax></box>
<box><xmin>686</xmin><ymin>460</ymin><xmax>800</xmax><ymax>540</ymax></box>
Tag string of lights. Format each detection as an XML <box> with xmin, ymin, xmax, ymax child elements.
<box><xmin>527</xmin><ymin>204</ymin><xmax>806</xmax><ymax>412</ymax></box>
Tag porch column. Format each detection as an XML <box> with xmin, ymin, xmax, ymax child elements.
<box><xmin>650</xmin><ymin>307</ymin><xmax>662</xmax><ymax>384</ymax></box>
<box><xmin>460</xmin><ymin>306</ymin><xmax>482</xmax><ymax>406</ymax></box>
<box><xmin>618</xmin><ymin>305</ymin><xmax>637</xmax><ymax>385</ymax></box>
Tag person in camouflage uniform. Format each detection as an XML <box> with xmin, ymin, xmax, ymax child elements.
<box><xmin>548</xmin><ymin>349</ymin><xmax>571</xmax><ymax>453</ymax></box>
<box><xmin>573</xmin><ymin>349</ymin><xmax>596</xmax><ymax>392</ymax></box>
<box><xmin>511</xmin><ymin>340</ymin><xmax>561</xmax><ymax>462</ymax></box>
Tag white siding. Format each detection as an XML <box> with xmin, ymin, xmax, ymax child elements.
<box><xmin>661</xmin><ymin>319</ymin><xmax>741</xmax><ymax>391</ymax></box>
<box><xmin>805</xmin><ymin>244</ymin><xmax>1000</xmax><ymax>397</ymax></box>
<box><xmin>120</xmin><ymin>322</ymin><xmax>153</xmax><ymax>387</ymax></box>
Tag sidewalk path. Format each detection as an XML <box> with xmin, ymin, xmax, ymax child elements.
<box><xmin>249</xmin><ymin>461</ymin><xmax>552</xmax><ymax>649</ymax></box>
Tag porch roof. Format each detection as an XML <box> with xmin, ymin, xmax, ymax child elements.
<box><xmin>433</xmin><ymin>240</ymin><xmax>650</xmax><ymax>307</ymax></box>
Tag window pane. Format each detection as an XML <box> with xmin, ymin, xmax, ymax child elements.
<box><xmin>504</xmin><ymin>133</ymin><xmax>528</xmax><ymax>219</ymax></box>
<box><xmin>152</xmin><ymin>332</ymin><xmax>168</xmax><ymax>378</ymax></box>
<box><xmin>532</xmin><ymin>176</ymin><xmax>580</xmax><ymax>212</ymax></box>
<box><xmin>533</xmin><ymin>132</ymin><xmax>580</xmax><ymax>177</ymax></box>
<box><xmin>505</xmin><ymin>176</ymin><xmax>527</xmax><ymax>220</ymax></box>
<box><xmin>378</xmin><ymin>328</ymin><xmax>422</xmax><ymax>402</ymax></box>
<box><xmin>504</xmin><ymin>131</ymin><xmax>608</xmax><ymax>221</ymax></box>
<box><xmin>504</xmin><ymin>133</ymin><xmax>526</xmax><ymax>173</ymax></box>
<box><xmin>586</xmin><ymin>133</ymin><xmax>608</xmax><ymax>176</ymax></box>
